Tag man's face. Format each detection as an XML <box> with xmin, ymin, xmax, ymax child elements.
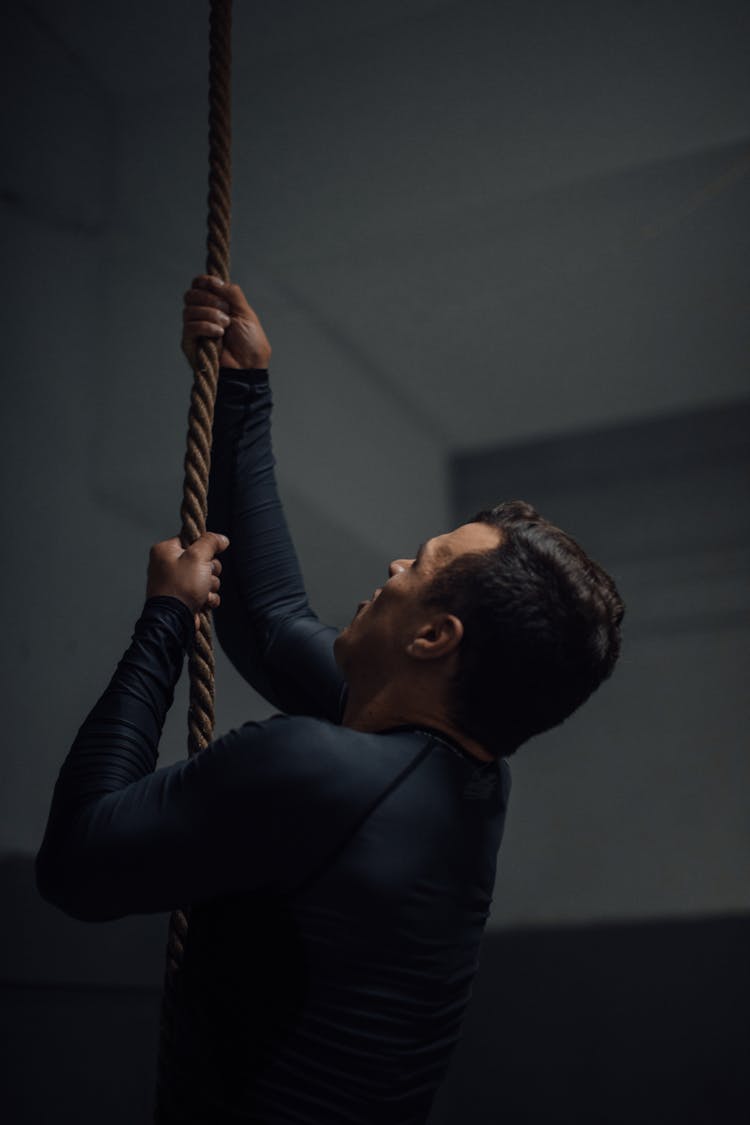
<box><xmin>333</xmin><ymin>521</ymin><xmax>502</xmax><ymax>679</ymax></box>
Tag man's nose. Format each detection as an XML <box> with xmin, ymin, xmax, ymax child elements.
<box><xmin>388</xmin><ymin>558</ymin><xmax>413</xmax><ymax>577</ymax></box>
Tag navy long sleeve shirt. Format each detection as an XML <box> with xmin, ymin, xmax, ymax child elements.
<box><xmin>35</xmin><ymin>367</ymin><xmax>511</xmax><ymax>1124</ymax></box>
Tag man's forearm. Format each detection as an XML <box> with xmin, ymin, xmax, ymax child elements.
<box><xmin>35</xmin><ymin>595</ymin><xmax>193</xmax><ymax>916</ymax></box>
<box><xmin>207</xmin><ymin>366</ymin><xmax>347</xmax><ymax>721</ymax></box>
<box><xmin>210</xmin><ymin>367</ymin><xmax>312</xmax><ymax>641</ymax></box>
<box><xmin>207</xmin><ymin>368</ymin><xmax>312</xmax><ymax>692</ymax></box>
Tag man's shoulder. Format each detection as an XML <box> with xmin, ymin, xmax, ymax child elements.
<box><xmin>218</xmin><ymin>713</ymin><xmax>424</xmax><ymax>797</ymax></box>
<box><xmin>218</xmin><ymin>712</ymin><xmax>361</xmax><ymax>780</ymax></box>
<box><xmin>247</xmin><ymin>711</ymin><xmax>346</xmax><ymax>744</ymax></box>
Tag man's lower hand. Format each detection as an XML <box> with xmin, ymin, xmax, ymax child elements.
<box><xmin>146</xmin><ymin>531</ymin><xmax>230</xmax><ymax>634</ymax></box>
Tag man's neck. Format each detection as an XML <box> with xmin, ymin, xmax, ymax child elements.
<box><xmin>341</xmin><ymin>688</ymin><xmax>495</xmax><ymax>763</ymax></box>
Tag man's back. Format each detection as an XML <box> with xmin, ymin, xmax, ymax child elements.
<box><xmin>170</xmin><ymin>717</ymin><xmax>510</xmax><ymax>1123</ymax></box>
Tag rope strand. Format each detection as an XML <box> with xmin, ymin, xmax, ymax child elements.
<box><xmin>154</xmin><ymin>2</ymin><xmax>232</xmax><ymax>1118</ymax></box>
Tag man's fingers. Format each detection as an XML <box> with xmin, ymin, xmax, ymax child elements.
<box><xmin>187</xmin><ymin>531</ymin><xmax>231</xmax><ymax>560</ymax></box>
<box><xmin>193</xmin><ymin>598</ymin><xmax>221</xmax><ymax>634</ymax></box>
<box><xmin>150</xmin><ymin>536</ymin><xmax>183</xmax><ymax>560</ymax></box>
<box><xmin>183</xmin><ymin>322</ymin><xmax>225</xmax><ymax>343</ymax></box>
<box><xmin>183</xmin><ymin>304</ymin><xmax>231</xmax><ymax>326</ymax></box>
<box><xmin>192</xmin><ymin>274</ymin><xmax>225</xmax><ymax>290</ymax></box>
<box><xmin>194</xmin><ymin>588</ymin><xmax>221</xmax><ymax>629</ymax></box>
<box><xmin>184</xmin><ymin>289</ymin><xmax>230</xmax><ymax>313</ymax></box>
<box><xmin>189</xmin><ymin>275</ymin><xmax>254</xmax><ymax>319</ymax></box>
<box><xmin>183</xmin><ymin>321</ymin><xmax>225</xmax><ymax>341</ymax></box>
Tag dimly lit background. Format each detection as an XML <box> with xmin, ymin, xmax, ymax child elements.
<box><xmin>2</xmin><ymin>1</ymin><xmax>749</xmax><ymax>1121</ymax></box>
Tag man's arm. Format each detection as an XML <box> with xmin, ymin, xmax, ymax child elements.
<box><xmin>34</xmin><ymin>593</ymin><xmax>363</xmax><ymax>922</ymax></box>
<box><xmin>186</xmin><ymin>276</ymin><xmax>347</xmax><ymax>721</ymax></box>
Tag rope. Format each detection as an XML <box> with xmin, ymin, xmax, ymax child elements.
<box><xmin>154</xmin><ymin>2</ymin><xmax>232</xmax><ymax>1118</ymax></box>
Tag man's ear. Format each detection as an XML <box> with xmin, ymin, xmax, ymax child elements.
<box><xmin>406</xmin><ymin>613</ymin><xmax>464</xmax><ymax>661</ymax></box>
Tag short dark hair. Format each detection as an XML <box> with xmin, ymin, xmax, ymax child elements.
<box><xmin>423</xmin><ymin>500</ymin><xmax>625</xmax><ymax>757</ymax></box>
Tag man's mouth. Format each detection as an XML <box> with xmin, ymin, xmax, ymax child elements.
<box><xmin>354</xmin><ymin>587</ymin><xmax>382</xmax><ymax>616</ymax></box>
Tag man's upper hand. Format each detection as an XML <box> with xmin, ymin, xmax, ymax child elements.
<box><xmin>181</xmin><ymin>275</ymin><xmax>272</xmax><ymax>371</ymax></box>
<box><xmin>146</xmin><ymin>531</ymin><xmax>231</xmax><ymax>634</ymax></box>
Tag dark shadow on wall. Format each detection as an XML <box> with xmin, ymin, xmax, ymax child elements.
<box><xmin>429</xmin><ymin>913</ymin><xmax>750</xmax><ymax>1125</ymax></box>
<box><xmin>1</xmin><ymin>855</ymin><xmax>748</xmax><ymax>1124</ymax></box>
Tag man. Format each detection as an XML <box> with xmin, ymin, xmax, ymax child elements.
<box><xmin>36</xmin><ymin>276</ymin><xmax>624</xmax><ymax>1123</ymax></box>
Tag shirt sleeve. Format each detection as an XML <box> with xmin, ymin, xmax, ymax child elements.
<box><xmin>34</xmin><ymin>596</ymin><xmax>360</xmax><ymax>923</ymax></box>
<box><xmin>207</xmin><ymin>367</ymin><xmax>347</xmax><ymax>722</ymax></box>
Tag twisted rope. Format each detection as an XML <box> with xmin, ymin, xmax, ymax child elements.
<box><xmin>154</xmin><ymin>2</ymin><xmax>232</xmax><ymax>1119</ymax></box>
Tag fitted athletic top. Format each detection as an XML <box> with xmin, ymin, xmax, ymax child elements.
<box><xmin>35</xmin><ymin>367</ymin><xmax>512</xmax><ymax>1124</ymax></box>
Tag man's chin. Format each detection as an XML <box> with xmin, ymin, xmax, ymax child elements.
<box><xmin>333</xmin><ymin>630</ymin><xmax>346</xmax><ymax>663</ymax></box>
<box><xmin>335</xmin><ymin>598</ymin><xmax>370</xmax><ymax>661</ymax></box>
<box><xmin>332</xmin><ymin>630</ymin><xmax>348</xmax><ymax>657</ymax></box>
